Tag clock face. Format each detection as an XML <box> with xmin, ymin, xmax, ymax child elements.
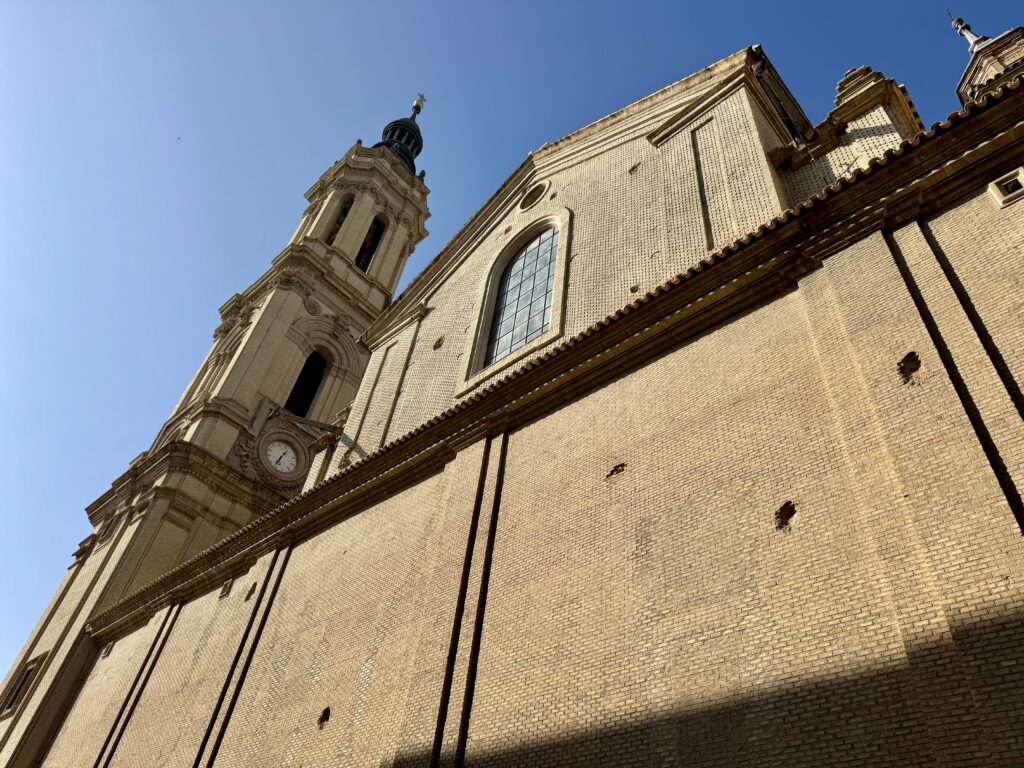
<box><xmin>265</xmin><ymin>439</ymin><xmax>298</xmax><ymax>475</ymax></box>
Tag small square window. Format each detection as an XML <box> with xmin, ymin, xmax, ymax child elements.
<box><xmin>100</xmin><ymin>641</ymin><xmax>115</xmax><ymax>658</ymax></box>
<box><xmin>219</xmin><ymin>578</ymin><xmax>234</xmax><ymax>599</ymax></box>
<box><xmin>989</xmin><ymin>168</ymin><xmax>1024</xmax><ymax>207</ymax></box>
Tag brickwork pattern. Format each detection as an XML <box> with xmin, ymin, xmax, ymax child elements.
<box><xmin>466</xmin><ymin>291</ymin><xmax>922</xmax><ymax>766</ymax></box>
<box><xmin>212</xmin><ymin>473</ymin><xmax>453</xmax><ymax>767</ymax></box>
<box><xmin>106</xmin><ymin>558</ymin><xmax>272</xmax><ymax>768</ymax></box>
<box><xmin>783</xmin><ymin>104</ymin><xmax>911</xmax><ymax>204</ymax></box>
<box><xmin>354</xmin><ymin>85</ymin><xmax>787</xmax><ymax>452</ymax></box>
<box><xmin>39</xmin><ymin>614</ymin><xmax>162</xmax><ymax>768</ymax></box>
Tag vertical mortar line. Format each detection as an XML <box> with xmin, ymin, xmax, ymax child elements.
<box><xmin>919</xmin><ymin>219</ymin><xmax>1024</xmax><ymax>421</ymax></box>
<box><xmin>429</xmin><ymin>437</ymin><xmax>493</xmax><ymax>768</ymax></box>
<box><xmin>691</xmin><ymin>121</ymin><xmax>715</xmax><ymax>252</ymax></box>
<box><xmin>191</xmin><ymin>549</ymin><xmax>281</xmax><ymax>768</ymax></box>
<box><xmin>885</xmin><ymin>230</ymin><xmax>1024</xmax><ymax>535</ymax></box>
<box><xmin>99</xmin><ymin>604</ymin><xmax>182</xmax><ymax>768</ymax></box>
<box><xmin>344</xmin><ymin>344</ymin><xmax>391</xmax><ymax>462</ymax></box>
<box><xmin>380</xmin><ymin>316</ymin><xmax>424</xmax><ymax>449</ymax></box>
<box><xmin>90</xmin><ymin>605</ymin><xmax>175</xmax><ymax>768</ymax></box>
<box><xmin>204</xmin><ymin>545</ymin><xmax>293</xmax><ymax>767</ymax></box>
<box><xmin>454</xmin><ymin>431</ymin><xmax>510</xmax><ymax>767</ymax></box>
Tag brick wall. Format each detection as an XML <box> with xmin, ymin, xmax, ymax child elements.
<box><xmin>347</xmin><ymin>79</ymin><xmax>789</xmax><ymax>457</ymax></box>
<box><xmin>28</xmin><ymin>186</ymin><xmax>1024</xmax><ymax>766</ymax></box>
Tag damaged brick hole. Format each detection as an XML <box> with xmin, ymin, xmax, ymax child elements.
<box><xmin>318</xmin><ymin>706</ymin><xmax>331</xmax><ymax>729</ymax></box>
<box><xmin>898</xmin><ymin>351</ymin><xmax>921</xmax><ymax>384</ymax></box>
<box><xmin>606</xmin><ymin>463</ymin><xmax>627</xmax><ymax>479</ymax></box>
<box><xmin>775</xmin><ymin>500</ymin><xmax>797</xmax><ymax>531</ymax></box>
<box><xmin>244</xmin><ymin>582</ymin><xmax>257</xmax><ymax>602</ymax></box>
<box><xmin>630</xmin><ymin>285</ymin><xmax>640</xmax><ymax>293</ymax></box>
<box><xmin>433</xmin><ymin>336</ymin><xmax>445</xmax><ymax>350</ymax></box>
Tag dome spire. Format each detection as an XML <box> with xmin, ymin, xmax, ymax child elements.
<box><xmin>374</xmin><ymin>95</ymin><xmax>426</xmax><ymax>176</ymax></box>
<box><xmin>951</xmin><ymin>15</ymin><xmax>991</xmax><ymax>54</ymax></box>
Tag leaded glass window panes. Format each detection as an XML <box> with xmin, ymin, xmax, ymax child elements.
<box><xmin>484</xmin><ymin>228</ymin><xmax>558</xmax><ymax>367</ymax></box>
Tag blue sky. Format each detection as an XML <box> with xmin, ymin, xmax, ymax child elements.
<box><xmin>0</xmin><ymin>1</ymin><xmax>1018</xmax><ymax>673</ymax></box>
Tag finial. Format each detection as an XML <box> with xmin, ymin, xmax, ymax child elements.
<box><xmin>411</xmin><ymin>93</ymin><xmax>426</xmax><ymax>120</ymax></box>
<box><xmin>951</xmin><ymin>15</ymin><xmax>989</xmax><ymax>52</ymax></box>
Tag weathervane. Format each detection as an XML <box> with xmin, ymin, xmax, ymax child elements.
<box><xmin>412</xmin><ymin>93</ymin><xmax>427</xmax><ymax>118</ymax></box>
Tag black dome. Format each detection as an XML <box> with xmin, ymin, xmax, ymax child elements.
<box><xmin>374</xmin><ymin>104</ymin><xmax>424</xmax><ymax>175</ymax></box>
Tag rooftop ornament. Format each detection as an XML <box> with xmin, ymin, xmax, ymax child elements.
<box><xmin>951</xmin><ymin>15</ymin><xmax>991</xmax><ymax>54</ymax></box>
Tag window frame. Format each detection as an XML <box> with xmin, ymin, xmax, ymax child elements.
<box><xmin>459</xmin><ymin>207</ymin><xmax>572</xmax><ymax>395</ymax></box>
<box><xmin>988</xmin><ymin>167</ymin><xmax>1024</xmax><ymax>208</ymax></box>
<box><xmin>0</xmin><ymin>653</ymin><xmax>46</xmax><ymax>721</ymax></box>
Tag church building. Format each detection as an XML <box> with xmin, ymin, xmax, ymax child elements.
<box><xmin>3</xmin><ymin>17</ymin><xmax>1024</xmax><ymax>767</ymax></box>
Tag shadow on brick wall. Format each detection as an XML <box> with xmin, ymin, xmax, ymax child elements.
<box><xmin>392</xmin><ymin>605</ymin><xmax>1024</xmax><ymax>767</ymax></box>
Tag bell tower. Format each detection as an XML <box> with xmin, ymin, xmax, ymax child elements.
<box><xmin>0</xmin><ymin>103</ymin><xmax>429</xmax><ymax>768</ymax></box>
<box><xmin>137</xmin><ymin>98</ymin><xmax>430</xmax><ymax>590</ymax></box>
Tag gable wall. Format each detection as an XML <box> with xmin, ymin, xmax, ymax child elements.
<box><xmin>339</xmin><ymin>81</ymin><xmax>789</xmax><ymax>464</ymax></box>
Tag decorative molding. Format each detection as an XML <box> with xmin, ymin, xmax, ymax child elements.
<box><xmin>332</xmin><ymin>311</ymin><xmax>351</xmax><ymax>339</ymax></box>
<box><xmin>85</xmin><ymin>438</ymin><xmax>282</xmax><ymax>526</ymax></box>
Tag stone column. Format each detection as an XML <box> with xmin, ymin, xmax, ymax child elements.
<box><xmin>306</xmin><ymin>189</ymin><xmax>344</xmax><ymax>241</ymax></box>
<box><xmin>334</xmin><ymin>191</ymin><xmax>378</xmax><ymax>259</ymax></box>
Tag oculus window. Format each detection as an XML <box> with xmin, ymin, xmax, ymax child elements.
<box><xmin>484</xmin><ymin>228</ymin><xmax>558</xmax><ymax>367</ymax></box>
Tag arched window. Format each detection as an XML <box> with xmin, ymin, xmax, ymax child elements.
<box><xmin>355</xmin><ymin>216</ymin><xmax>386</xmax><ymax>272</ymax></box>
<box><xmin>284</xmin><ymin>351</ymin><xmax>328</xmax><ymax>418</ymax></box>
<box><xmin>323</xmin><ymin>196</ymin><xmax>352</xmax><ymax>246</ymax></box>
<box><xmin>484</xmin><ymin>228</ymin><xmax>558</xmax><ymax>367</ymax></box>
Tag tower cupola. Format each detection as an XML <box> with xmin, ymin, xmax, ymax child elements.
<box><xmin>952</xmin><ymin>16</ymin><xmax>1024</xmax><ymax>105</ymax></box>
<box><xmin>375</xmin><ymin>97</ymin><xmax>425</xmax><ymax>175</ymax></box>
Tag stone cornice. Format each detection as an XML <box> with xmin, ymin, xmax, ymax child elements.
<box><xmin>310</xmin><ymin>146</ymin><xmax>430</xmax><ymax>241</ymax></box>
<box><xmin>85</xmin><ymin>439</ymin><xmax>280</xmax><ymax>526</ymax></box>
<box><xmin>84</xmin><ymin>73</ymin><xmax>1024</xmax><ymax>639</ymax></box>
<box><xmin>306</xmin><ymin>143</ymin><xmax>428</xmax><ymax>206</ymax></box>
<box><xmin>88</xmin><ymin>441</ymin><xmax>455</xmax><ymax>637</ymax></box>
<box><xmin>220</xmin><ymin>242</ymin><xmax>382</xmax><ymax>329</ymax></box>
